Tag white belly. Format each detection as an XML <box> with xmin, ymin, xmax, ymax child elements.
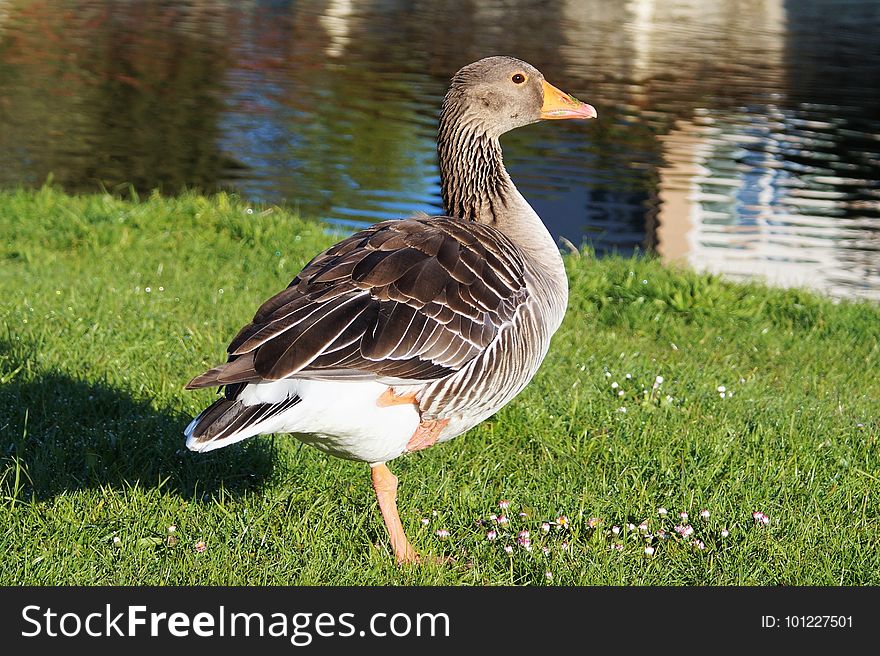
<box><xmin>240</xmin><ymin>378</ymin><xmax>422</xmax><ymax>464</ymax></box>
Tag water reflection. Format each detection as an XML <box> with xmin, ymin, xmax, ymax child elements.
<box><xmin>0</xmin><ymin>0</ymin><xmax>878</xmax><ymax>300</ymax></box>
<box><xmin>0</xmin><ymin>0</ymin><xmax>234</xmax><ymax>194</ymax></box>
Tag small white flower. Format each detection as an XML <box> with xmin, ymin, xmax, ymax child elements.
<box><xmin>435</xmin><ymin>529</ymin><xmax>450</xmax><ymax>539</ymax></box>
<box><xmin>680</xmin><ymin>512</ymin><xmax>689</xmax><ymax>520</ymax></box>
<box><xmin>618</xmin><ymin>390</ymin><xmax>625</xmax><ymax>397</ymax></box>
<box><xmin>611</xmin><ymin>525</ymin><xmax>620</xmax><ymax>535</ymax></box>
<box><xmin>611</xmin><ymin>382</ymin><xmax>619</xmax><ymax>389</ymax></box>
<box><xmin>655</xmin><ymin>376</ymin><xmax>664</xmax><ymax>384</ymax></box>
<box><xmin>605</xmin><ymin>371</ymin><xmax>612</xmax><ymax>378</ymax></box>
<box><xmin>721</xmin><ymin>529</ymin><xmax>729</xmax><ymax>538</ymax></box>
<box><xmin>421</xmin><ymin>518</ymin><xmax>430</xmax><ymax>526</ymax></box>
<box><xmin>700</xmin><ymin>509</ymin><xmax>710</xmax><ymax>520</ymax></box>
<box><xmin>545</xmin><ymin>571</ymin><xmax>553</xmax><ymax>580</ymax></box>
<box><xmin>504</xmin><ymin>545</ymin><xmax>513</xmax><ymax>554</ymax></box>
<box><xmin>627</xmin><ymin>523</ymin><xmax>636</xmax><ymax>531</ymax></box>
<box><xmin>542</xmin><ymin>523</ymin><xmax>551</xmax><ymax>533</ymax></box>
<box><xmin>638</xmin><ymin>521</ymin><xmax>649</xmax><ymax>532</ymax></box>
<box><xmin>657</xmin><ymin>507</ymin><xmax>668</xmax><ymax>516</ymax></box>
<box><xmin>625</xmin><ymin>373</ymin><xmax>632</xmax><ymax>379</ymax></box>
<box><xmin>644</xmin><ymin>546</ymin><xmax>655</xmax><ymax>556</ymax></box>
<box><xmin>717</xmin><ymin>385</ymin><xmax>726</xmax><ymax>393</ymax></box>
<box><xmin>618</xmin><ymin>407</ymin><xmax>627</xmax><ymax>413</ymax></box>
<box><xmin>486</xmin><ymin>530</ymin><xmax>498</xmax><ymax>541</ymax></box>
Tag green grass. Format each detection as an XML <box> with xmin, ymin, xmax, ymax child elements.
<box><xmin>1</xmin><ymin>186</ymin><xmax>878</xmax><ymax>585</ymax></box>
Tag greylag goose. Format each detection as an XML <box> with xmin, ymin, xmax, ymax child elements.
<box><xmin>185</xmin><ymin>56</ymin><xmax>596</xmax><ymax>563</ymax></box>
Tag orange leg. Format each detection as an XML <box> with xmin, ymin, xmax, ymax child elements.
<box><xmin>406</xmin><ymin>418</ymin><xmax>450</xmax><ymax>452</ymax></box>
<box><xmin>371</xmin><ymin>463</ymin><xmax>418</xmax><ymax>564</ymax></box>
<box><xmin>376</xmin><ymin>387</ymin><xmax>419</xmax><ymax>407</ymax></box>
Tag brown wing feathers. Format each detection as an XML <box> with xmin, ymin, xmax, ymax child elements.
<box><xmin>186</xmin><ymin>217</ymin><xmax>528</xmax><ymax>390</ymax></box>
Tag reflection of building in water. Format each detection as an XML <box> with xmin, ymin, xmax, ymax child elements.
<box><xmin>535</xmin><ymin>0</ymin><xmax>792</xmax><ymax>254</ymax></box>
<box><xmin>656</xmin><ymin>112</ymin><xmax>880</xmax><ymax>301</ymax></box>
<box><xmin>652</xmin><ymin>0</ymin><xmax>880</xmax><ymax>300</ymax></box>
<box><xmin>319</xmin><ymin>0</ymin><xmax>353</xmax><ymax>59</ymax></box>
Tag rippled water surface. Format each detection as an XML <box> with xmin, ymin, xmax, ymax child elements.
<box><xmin>1</xmin><ymin>0</ymin><xmax>879</xmax><ymax>299</ymax></box>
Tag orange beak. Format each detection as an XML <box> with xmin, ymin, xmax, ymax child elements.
<box><xmin>539</xmin><ymin>80</ymin><xmax>597</xmax><ymax>120</ymax></box>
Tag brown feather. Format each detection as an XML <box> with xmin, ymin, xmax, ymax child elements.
<box><xmin>187</xmin><ymin>217</ymin><xmax>530</xmax><ymax>388</ymax></box>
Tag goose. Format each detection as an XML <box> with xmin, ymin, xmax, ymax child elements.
<box><xmin>184</xmin><ymin>56</ymin><xmax>596</xmax><ymax>563</ymax></box>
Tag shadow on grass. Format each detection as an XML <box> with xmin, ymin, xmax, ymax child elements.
<box><xmin>0</xmin><ymin>353</ymin><xmax>276</xmax><ymax>503</ymax></box>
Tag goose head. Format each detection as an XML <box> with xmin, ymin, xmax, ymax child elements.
<box><xmin>442</xmin><ymin>56</ymin><xmax>597</xmax><ymax>138</ymax></box>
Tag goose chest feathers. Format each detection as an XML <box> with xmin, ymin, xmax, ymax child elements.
<box><xmin>185</xmin><ymin>56</ymin><xmax>597</xmax><ymax>563</ymax></box>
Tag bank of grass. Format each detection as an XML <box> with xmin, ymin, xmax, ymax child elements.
<box><xmin>0</xmin><ymin>186</ymin><xmax>877</xmax><ymax>585</ymax></box>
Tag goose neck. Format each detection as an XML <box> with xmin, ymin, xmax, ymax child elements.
<box><xmin>437</xmin><ymin>116</ymin><xmax>512</xmax><ymax>225</ymax></box>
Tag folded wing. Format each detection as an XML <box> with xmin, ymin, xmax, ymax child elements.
<box><xmin>186</xmin><ymin>217</ymin><xmax>529</xmax><ymax>389</ymax></box>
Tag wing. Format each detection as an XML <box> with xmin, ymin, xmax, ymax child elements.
<box><xmin>186</xmin><ymin>217</ymin><xmax>530</xmax><ymax>389</ymax></box>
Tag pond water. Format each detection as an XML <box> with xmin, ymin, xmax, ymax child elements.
<box><xmin>1</xmin><ymin>0</ymin><xmax>879</xmax><ymax>300</ymax></box>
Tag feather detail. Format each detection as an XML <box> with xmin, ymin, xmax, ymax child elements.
<box><xmin>188</xmin><ymin>217</ymin><xmax>530</xmax><ymax>388</ymax></box>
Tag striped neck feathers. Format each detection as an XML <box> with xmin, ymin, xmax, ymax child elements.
<box><xmin>437</xmin><ymin>99</ymin><xmax>519</xmax><ymax>226</ymax></box>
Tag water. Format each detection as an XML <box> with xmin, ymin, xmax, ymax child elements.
<box><xmin>1</xmin><ymin>0</ymin><xmax>878</xmax><ymax>300</ymax></box>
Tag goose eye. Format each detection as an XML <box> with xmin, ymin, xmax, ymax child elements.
<box><xmin>511</xmin><ymin>73</ymin><xmax>526</xmax><ymax>84</ymax></box>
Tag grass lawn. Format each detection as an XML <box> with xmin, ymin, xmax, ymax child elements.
<box><xmin>0</xmin><ymin>187</ymin><xmax>878</xmax><ymax>585</ymax></box>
